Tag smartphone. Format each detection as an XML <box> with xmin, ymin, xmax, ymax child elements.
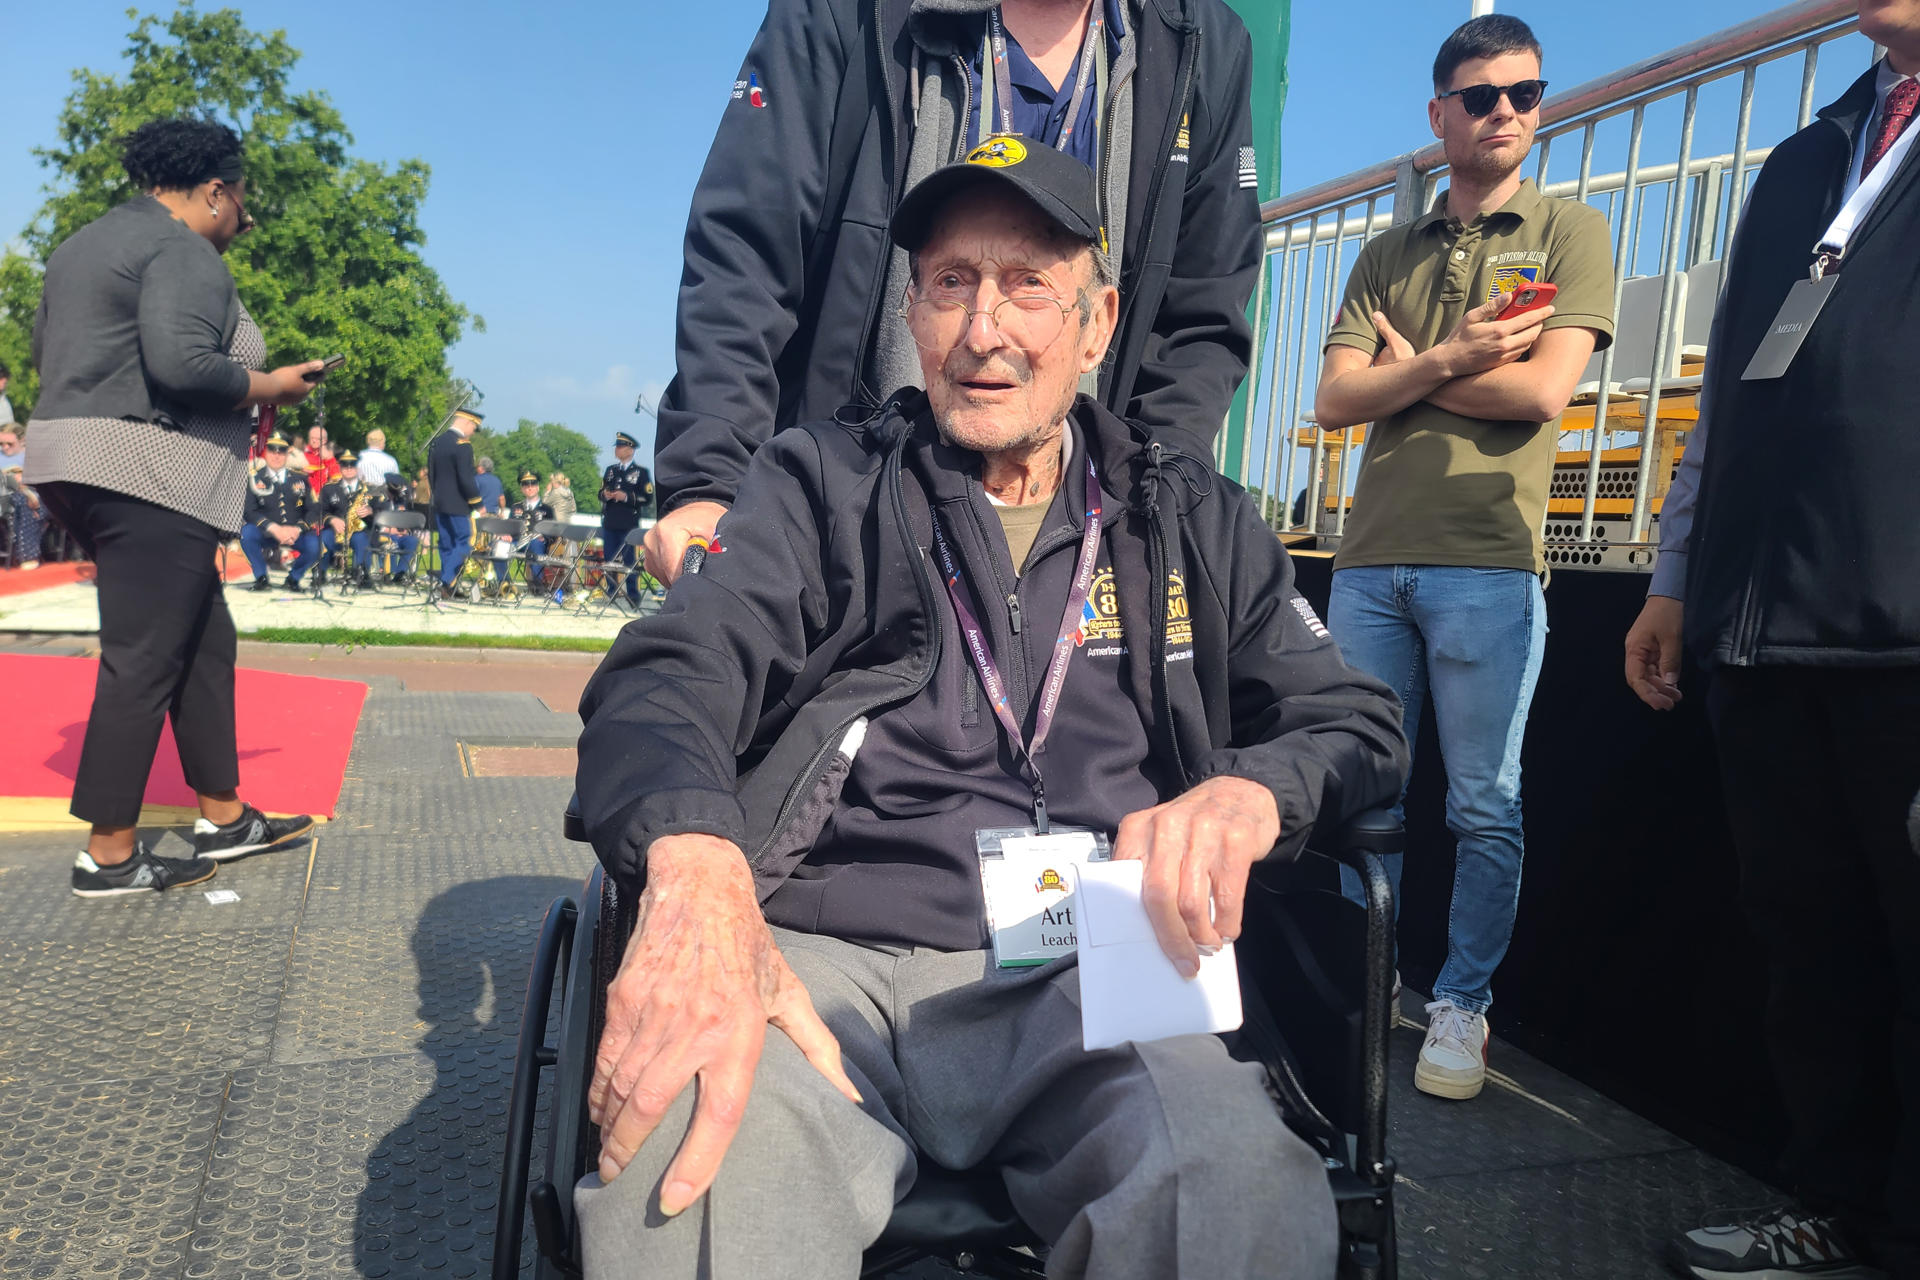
<box><xmin>1498</xmin><ymin>283</ymin><xmax>1557</xmax><ymax>319</ymax></box>
<box><xmin>304</xmin><ymin>354</ymin><xmax>347</xmax><ymax>383</ymax></box>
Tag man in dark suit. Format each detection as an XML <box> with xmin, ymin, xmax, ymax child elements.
<box><xmin>240</xmin><ymin>433</ymin><xmax>320</xmax><ymax>592</ymax></box>
<box><xmin>1625</xmin><ymin>5</ymin><xmax>1920</xmax><ymax>1274</ymax></box>
<box><xmin>428</xmin><ymin>407</ymin><xmax>483</xmax><ymax>596</ymax></box>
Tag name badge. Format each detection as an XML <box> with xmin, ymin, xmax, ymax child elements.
<box><xmin>1741</xmin><ymin>275</ymin><xmax>1838</xmax><ymax>382</ymax></box>
<box><xmin>976</xmin><ymin>827</ymin><xmax>1112</xmax><ymax>968</ymax></box>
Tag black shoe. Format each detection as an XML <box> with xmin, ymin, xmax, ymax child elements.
<box><xmin>192</xmin><ymin>805</ymin><xmax>316</xmax><ymax>862</ymax></box>
<box><xmin>1672</xmin><ymin>1206</ymin><xmax>1884</xmax><ymax>1278</ymax></box>
<box><xmin>248</xmin><ymin>576</ymin><xmax>271</xmax><ymax>592</ymax></box>
<box><xmin>72</xmin><ymin>843</ymin><xmax>217</xmax><ymax>897</ymax></box>
<box><xmin>390</xmin><ymin>571</ymin><xmax>406</xmax><ymax>584</ymax></box>
<box><xmin>284</xmin><ymin>576</ymin><xmax>307</xmax><ymax>594</ymax></box>
<box><xmin>356</xmin><ymin>569</ymin><xmax>374</xmax><ymax>589</ymax></box>
<box><xmin>437</xmin><ymin>582</ymin><xmax>457</xmax><ymax>600</ymax></box>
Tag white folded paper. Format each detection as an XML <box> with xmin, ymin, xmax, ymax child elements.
<box><xmin>1073</xmin><ymin>860</ymin><xmax>1243</xmax><ymax>1051</ymax></box>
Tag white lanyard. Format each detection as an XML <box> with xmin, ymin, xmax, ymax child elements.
<box><xmin>1815</xmin><ymin>102</ymin><xmax>1919</xmax><ymax>275</ymax></box>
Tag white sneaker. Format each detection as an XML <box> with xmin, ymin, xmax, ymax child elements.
<box><xmin>1414</xmin><ymin>1000</ymin><xmax>1488</xmax><ymax>1099</ymax></box>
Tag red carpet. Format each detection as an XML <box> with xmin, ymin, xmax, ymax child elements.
<box><xmin>0</xmin><ymin>549</ymin><xmax>256</xmax><ymax>598</ymax></box>
<box><xmin>0</xmin><ymin>653</ymin><xmax>367</xmax><ymax>824</ymax></box>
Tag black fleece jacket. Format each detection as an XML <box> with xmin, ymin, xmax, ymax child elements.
<box><xmin>1686</xmin><ymin>64</ymin><xmax>1920</xmax><ymax>668</ymax></box>
<box><xmin>651</xmin><ymin>0</ymin><xmax>1263</xmax><ymax>515</ymax></box>
<box><xmin>578</xmin><ymin>394</ymin><xmax>1408</xmax><ymax>915</ymax></box>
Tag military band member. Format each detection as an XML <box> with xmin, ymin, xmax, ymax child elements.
<box><xmin>505</xmin><ymin>469</ymin><xmax>555</xmax><ymax>589</ymax></box>
<box><xmin>379</xmin><ymin>475</ymin><xmax>421</xmax><ymax>582</ymax></box>
<box><xmin>240</xmin><ymin>433</ymin><xmax>321</xmax><ymax>592</ymax></box>
<box><xmin>428</xmin><ymin>406</ymin><xmax>484</xmax><ymax>597</ymax></box>
<box><xmin>319</xmin><ymin>449</ymin><xmax>376</xmax><ymax>588</ymax></box>
<box><xmin>598</xmin><ymin>430</ymin><xmax>652</xmax><ymax>605</ymax></box>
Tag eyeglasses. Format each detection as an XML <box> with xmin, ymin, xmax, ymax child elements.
<box><xmin>1438</xmin><ymin>79</ymin><xmax>1548</xmax><ymax>117</ymax></box>
<box><xmin>901</xmin><ymin>290</ymin><xmax>1078</xmax><ymax>355</ymax></box>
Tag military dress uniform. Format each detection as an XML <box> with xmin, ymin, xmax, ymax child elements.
<box><xmin>505</xmin><ymin>470</ymin><xmax>556</xmax><ymax>589</ymax></box>
<box><xmin>379</xmin><ymin>477</ymin><xmax>421</xmax><ymax>581</ymax></box>
<box><xmin>428</xmin><ymin>409</ymin><xmax>484</xmax><ymax>588</ymax></box>
<box><xmin>598</xmin><ymin>431</ymin><xmax>653</xmax><ymax>603</ymax></box>
<box><xmin>318</xmin><ymin>449</ymin><xmax>375</xmax><ymax>584</ymax></box>
<box><xmin>240</xmin><ymin>434</ymin><xmax>321</xmax><ymax>589</ymax></box>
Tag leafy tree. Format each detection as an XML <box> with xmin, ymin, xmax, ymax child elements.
<box><xmin>0</xmin><ymin>4</ymin><xmax>476</xmax><ymax>442</ymax></box>
<box><xmin>474</xmin><ymin>419</ymin><xmax>604</xmax><ymax>515</ymax></box>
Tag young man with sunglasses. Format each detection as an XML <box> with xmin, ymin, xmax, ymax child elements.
<box><xmin>1313</xmin><ymin>15</ymin><xmax>1615</xmax><ymax>1102</ymax></box>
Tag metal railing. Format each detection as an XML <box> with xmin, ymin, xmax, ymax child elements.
<box><xmin>1235</xmin><ymin>0</ymin><xmax>1869</xmax><ymax>569</ymax></box>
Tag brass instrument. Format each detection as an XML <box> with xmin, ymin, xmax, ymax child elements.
<box><xmin>344</xmin><ymin>487</ymin><xmax>373</xmax><ymax>542</ymax></box>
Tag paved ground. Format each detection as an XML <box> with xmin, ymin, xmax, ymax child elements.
<box><xmin>0</xmin><ymin>551</ymin><xmax>647</xmax><ymax>642</ymax></box>
<box><xmin>0</xmin><ymin>643</ymin><xmax>1775</xmax><ymax>1278</ymax></box>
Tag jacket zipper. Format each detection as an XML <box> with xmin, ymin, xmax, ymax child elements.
<box><xmin>1143</xmin><ymin>443</ymin><xmax>1191</xmax><ymax>787</ymax></box>
<box><xmin>753</xmin><ymin>433</ymin><xmax>942</xmax><ymax>863</ymax></box>
<box><xmin>1126</xmin><ymin>26</ymin><xmax>1199</xmax><ymax>294</ymax></box>
<box><xmin>953</xmin><ymin>53</ymin><xmax>973</xmax><ymax>157</ymax></box>
<box><xmin>1096</xmin><ymin>49</ymin><xmax>1135</xmax><ymax>239</ymax></box>
<box><xmin>850</xmin><ymin>0</ymin><xmax>905</xmax><ymax>408</ymax></box>
<box><xmin>1007</xmin><ymin>594</ymin><xmax>1023</xmax><ymax>634</ymax></box>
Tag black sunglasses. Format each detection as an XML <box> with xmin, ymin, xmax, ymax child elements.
<box><xmin>1438</xmin><ymin>79</ymin><xmax>1548</xmax><ymax>117</ymax></box>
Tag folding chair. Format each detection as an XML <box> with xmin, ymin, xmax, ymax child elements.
<box><xmin>587</xmin><ymin>528</ymin><xmax>650</xmax><ymax>618</ymax></box>
<box><xmin>470</xmin><ymin>516</ymin><xmax>524</xmax><ymax>604</ymax></box>
<box><xmin>494</xmin><ymin>803</ymin><xmax>1402</xmax><ymax>1280</ymax></box>
<box><xmin>372</xmin><ymin>509</ymin><xmax>431</xmax><ymax>603</ymax></box>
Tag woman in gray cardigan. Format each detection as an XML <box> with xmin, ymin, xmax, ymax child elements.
<box><xmin>27</xmin><ymin>117</ymin><xmax>327</xmax><ymax>898</ymax></box>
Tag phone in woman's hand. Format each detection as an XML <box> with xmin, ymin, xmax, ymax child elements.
<box><xmin>303</xmin><ymin>354</ymin><xmax>347</xmax><ymax>383</ymax></box>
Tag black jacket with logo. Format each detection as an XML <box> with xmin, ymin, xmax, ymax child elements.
<box><xmin>578</xmin><ymin>393</ymin><xmax>1408</xmax><ymax>926</ymax></box>
<box><xmin>1685</xmin><ymin>64</ymin><xmax>1920</xmax><ymax>668</ymax></box>
<box><xmin>651</xmin><ymin>0</ymin><xmax>1263</xmax><ymax>516</ymax></box>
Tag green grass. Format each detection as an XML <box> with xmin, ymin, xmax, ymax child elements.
<box><xmin>241</xmin><ymin>626</ymin><xmax>613</xmax><ymax>654</ymax></box>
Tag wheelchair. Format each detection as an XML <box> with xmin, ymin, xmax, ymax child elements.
<box><xmin>495</xmin><ymin>801</ymin><xmax>1403</xmax><ymax>1280</ymax></box>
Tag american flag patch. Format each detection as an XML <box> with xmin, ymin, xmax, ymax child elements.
<box><xmin>1290</xmin><ymin>595</ymin><xmax>1331</xmax><ymax>639</ymax></box>
<box><xmin>1237</xmin><ymin>145</ymin><xmax>1258</xmax><ymax>190</ymax></box>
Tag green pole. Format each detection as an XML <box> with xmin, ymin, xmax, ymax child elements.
<box><xmin>1220</xmin><ymin>0</ymin><xmax>1290</xmax><ymax>486</ymax></box>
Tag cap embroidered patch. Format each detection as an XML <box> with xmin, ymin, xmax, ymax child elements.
<box><xmin>967</xmin><ymin>136</ymin><xmax>1028</xmax><ymax>167</ymax></box>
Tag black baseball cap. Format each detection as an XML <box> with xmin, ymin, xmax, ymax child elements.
<box><xmin>890</xmin><ymin>135</ymin><xmax>1104</xmax><ymax>253</ymax></box>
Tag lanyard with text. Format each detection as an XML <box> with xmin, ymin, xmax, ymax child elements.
<box><xmin>1745</xmin><ymin>107</ymin><xmax>1919</xmax><ymax>380</ymax></box>
<box><xmin>929</xmin><ymin>455</ymin><xmax>1103</xmax><ymax>834</ymax></box>
<box><xmin>984</xmin><ymin>0</ymin><xmax>1104</xmax><ymax>150</ymax></box>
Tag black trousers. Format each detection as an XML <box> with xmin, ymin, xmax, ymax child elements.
<box><xmin>39</xmin><ymin>482</ymin><xmax>240</xmax><ymax>827</ymax></box>
<box><xmin>1708</xmin><ymin>666</ymin><xmax>1920</xmax><ymax>1274</ymax></box>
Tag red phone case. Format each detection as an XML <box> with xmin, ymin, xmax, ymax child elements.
<box><xmin>1500</xmin><ymin>282</ymin><xmax>1557</xmax><ymax>319</ymax></box>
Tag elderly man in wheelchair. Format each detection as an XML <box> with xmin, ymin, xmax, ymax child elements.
<box><xmin>569</xmin><ymin>141</ymin><xmax>1409</xmax><ymax>1280</ymax></box>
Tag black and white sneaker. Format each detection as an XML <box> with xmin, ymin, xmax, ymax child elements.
<box><xmin>1672</xmin><ymin>1206</ymin><xmax>1885</xmax><ymax>1279</ymax></box>
<box><xmin>192</xmin><ymin>805</ymin><xmax>316</xmax><ymax>862</ymax></box>
<box><xmin>71</xmin><ymin>844</ymin><xmax>217</xmax><ymax>897</ymax></box>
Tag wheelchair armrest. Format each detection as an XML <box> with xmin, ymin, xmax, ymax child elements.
<box><xmin>1321</xmin><ymin>806</ymin><xmax>1404</xmax><ymax>866</ymax></box>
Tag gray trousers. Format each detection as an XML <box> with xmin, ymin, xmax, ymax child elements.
<box><xmin>576</xmin><ymin>928</ymin><xmax>1337</xmax><ymax>1279</ymax></box>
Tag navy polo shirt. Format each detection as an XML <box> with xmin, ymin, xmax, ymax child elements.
<box><xmin>969</xmin><ymin>0</ymin><xmax>1126</xmax><ymax>171</ymax></box>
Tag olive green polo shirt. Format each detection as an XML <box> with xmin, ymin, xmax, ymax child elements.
<box><xmin>1324</xmin><ymin>179</ymin><xmax>1616</xmax><ymax>573</ymax></box>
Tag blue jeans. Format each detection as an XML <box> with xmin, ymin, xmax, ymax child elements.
<box><xmin>239</xmin><ymin>523</ymin><xmax>319</xmax><ymax>584</ymax></box>
<box><xmin>1326</xmin><ymin>565</ymin><xmax>1547</xmax><ymax>1015</ymax></box>
<box><xmin>436</xmin><ymin>513</ymin><xmax>472</xmax><ymax>585</ymax></box>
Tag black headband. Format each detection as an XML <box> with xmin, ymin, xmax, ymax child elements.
<box><xmin>207</xmin><ymin>153</ymin><xmax>245</xmax><ymax>184</ymax></box>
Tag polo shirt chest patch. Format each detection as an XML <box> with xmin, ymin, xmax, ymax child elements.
<box><xmin>1487</xmin><ymin>255</ymin><xmax>1546</xmax><ymax>301</ymax></box>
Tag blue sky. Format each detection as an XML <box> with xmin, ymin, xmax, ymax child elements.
<box><xmin>3</xmin><ymin>1</ymin><xmax>1874</xmax><ymax>467</ymax></box>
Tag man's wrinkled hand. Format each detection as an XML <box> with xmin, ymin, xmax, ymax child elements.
<box><xmin>1625</xmin><ymin>595</ymin><xmax>1685</xmax><ymax>710</ymax></box>
<box><xmin>644</xmin><ymin>501</ymin><xmax>730</xmax><ymax>585</ymax></box>
<box><xmin>588</xmin><ymin>833</ymin><xmax>861</xmax><ymax>1215</ymax></box>
<box><xmin>1112</xmin><ymin>776</ymin><xmax>1280</xmax><ymax>979</ymax></box>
